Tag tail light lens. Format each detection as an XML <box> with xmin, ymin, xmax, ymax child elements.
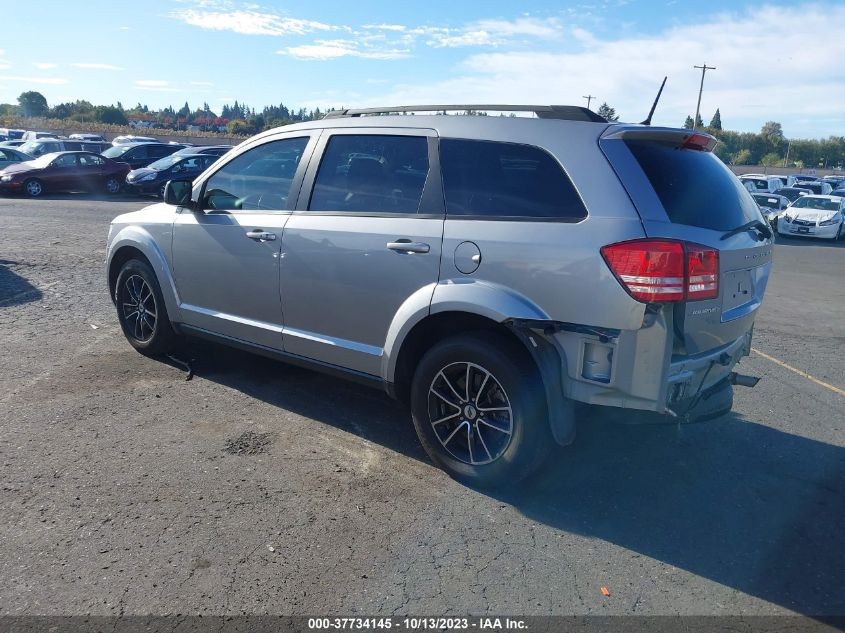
<box><xmin>686</xmin><ymin>245</ymin><xmax>719</xmax><ymax>300</ymax></box>
<box><xmin>601</xmin><ymin>239</ymin><xmax>719</xmax><ymax>303</ymax></box>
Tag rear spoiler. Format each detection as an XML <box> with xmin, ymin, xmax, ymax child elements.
<box><xmin>601</xmin><ymin>126</ymin><xmax>717</xmax><ymax>152</ymax></box>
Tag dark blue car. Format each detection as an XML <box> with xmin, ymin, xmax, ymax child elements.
<box><xmin>125</xmin><ymin>153</ymin><xmax>217</xmax><ymax>196</ymax></box>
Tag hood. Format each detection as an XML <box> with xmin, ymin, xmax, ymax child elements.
<box><xmin>0</xmin><ymin>161</ymin><xmax>38</xmax><ymax>175</ymax></box>
<box><xmin>789</xmin><ymin>209</ymin><xmax>836</xmax><ymax>223</ymax></box>
<box><xmin>126</xmin><ymin>167</ymin><xmax>158</xmax><ymax>181</ymax></box>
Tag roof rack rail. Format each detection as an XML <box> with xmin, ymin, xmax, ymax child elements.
<box><xmin>323</xmin><ymin>104</ymin><xmax>607</xmax><ymax>123</ymax></box>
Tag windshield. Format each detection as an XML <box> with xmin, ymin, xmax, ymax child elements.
<box><xmin>790</xmin><ymin>197</ymin><xmax>841</xmax><ymax>211</ymax></box>
<box><xmin>29</xmin><ymin>153</ymin><xmax>60</xmax><ymax>167</ymax></box>
<box><xmin>147</xmin><ymin>155</ymin><xmax>183</xmax><ymax>171</ymax></box>
<box><xmin>102</xmin><ymin>145</ymin><xmax>130</xmax><ymax>158</ymax></box>
<box><xmin>753</xmin><ymin>195</ymin><xmax>780</xmax><ymax>208</ymax></box>
<box><xmin>18</xmin><ymin>141</ymin><xmax>44</xmax><ymax>155</ymax></box>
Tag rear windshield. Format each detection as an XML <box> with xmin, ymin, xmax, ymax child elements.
<box><xmin>625</xmin><ymin>140</ymin><xmax>761</xmax><ymax>231</ymax></box>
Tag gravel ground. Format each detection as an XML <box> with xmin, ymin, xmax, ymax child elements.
<box><xmin>0</xmin><ymin>194</ymin><xmax>843</xmax><ymax>617</ymax></box>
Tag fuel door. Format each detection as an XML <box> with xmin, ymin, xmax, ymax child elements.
<box><xmin>454</xmin><ymin>240</ymin><xmax>481</xmax><ymax>274</ymax></box>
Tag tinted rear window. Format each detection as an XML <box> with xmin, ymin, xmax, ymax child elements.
<box><xmin>440</xmin><ymin>139</ymin><xmax>587</xmax><ymax>220</ymax></box>
<box><xmin>625</xmin><ymin>140</ymin><xmax>760</xmax><ymax>231</ymax></box>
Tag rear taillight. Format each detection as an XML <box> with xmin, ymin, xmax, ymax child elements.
<box><xmin>601</xmin><ymin>239</ymin><xmax>719</xmax><ymax>303</ymax></box>
<box><xmin>686</xmin><ymin>245</ymin><xmax>719</xmax><ymax>300</ymax></box>
<box><xmin>682</xmin><ymin>133</ymin><xmax>714</xmax><ymax>151</ymax></box>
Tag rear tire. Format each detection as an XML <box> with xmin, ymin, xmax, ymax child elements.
<box><xmin>410</xmin><ymin>332</ymin><xmax>553</xmax><ymax>489</ymax></box>
<box><xmin>114</xmin><ymin>259</ymin><xmax>179</xmax><ymax>356</ymax></box>
<box><xmin>23</xmin><ymin>178</ymin><xmax>43</xmax><ymax>197</ymax></box>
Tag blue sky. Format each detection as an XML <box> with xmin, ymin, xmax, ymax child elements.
<box><xmin>1</xmin><ymin>0</ymin><xmax>844</xmax><ymax>138</ymax></box>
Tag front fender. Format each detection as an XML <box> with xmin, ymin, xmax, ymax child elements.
<box><xmin>107</xmin><ymin>226</ymin><xmax>181</xmax><ymax>322</ymax></box>
<box><xmin>381</xmin><ymin>278</ymin><xmax>549</xmax><ymax>382</ymax></box>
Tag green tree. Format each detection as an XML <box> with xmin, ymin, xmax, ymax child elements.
<box><xmin>760</xmin><ymin>121</ymin><xmax>784</xmax><ymax>144</ymax></box>
<box><xmin>732</xmin><ymin>149</ymin><xmax>752</xmax><ymax>165</ymax></box>
<box><xmin>227</xmin><ymin>119</ymin><xmax>254</xmax><ymax>135</ymax></box>
<box><xmin>709</xmin><ymin>108</ymin><xmax>722</xmax><ymax>130</ymax></box>
<box><xmin>596</xmin><ymin>102</ymin><xmax>619</xmax><ymax>122</ymax></box>
<box><xmin>17</xmin><ymin>91</ymin><xmax>48</xmax><ymax>117</ymax></box>
<box><xmin>760</xmin><ymin>152</ymin><xmax>781</xmax><ymax>171</ymax></box>
<box><xmin>684</xmin><ymin>115</ymin><xmax>694</xmax><ymax>129</ymax></box>
<box><xmin>95</xmin><ymin>105</ymin><xmax>128</xmax><ymax>125</ymax></box>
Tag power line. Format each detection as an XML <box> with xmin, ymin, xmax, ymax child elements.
<box><xmin>692</xmin><ymin>63</ymin><xmax>715</xmax><ymax>131</ymax></box>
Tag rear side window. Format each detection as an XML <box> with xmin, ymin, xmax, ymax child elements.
<box><xmin>439</xmin><ymin>139</ymin><xmax>587</xmax><ymax>220</ymax></box>
<box><xmin>309</xmin><ymin>135</ymin><xmax>429</xmax><ymax>214</ymax></box>
<box><xmin>625</xmin><ymin>141</ymin><xmax>760</xmax><ymax>231</ymax></box>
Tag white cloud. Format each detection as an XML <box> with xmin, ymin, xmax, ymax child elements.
<box><xmin>33</xmin><ymin>62</ymin><xmax>58</xmax><ymax>70</ymax></box>
<box><xmin>190</xmin><ymin>81</ymin><xmax>214</xmax><ymax>86</ymax></box>
<box><xmin>362</xmin><ymin>24</ymin><xmax>407</xmax><ymax>32</ymax></box>
<box><xmin>119</xmin><ymin>26</ymin><xmax>130</xmax><ymax>30</ymax></box>
<box><xmin>0</xmin><ymin>75</ymin><xmax>69</xmax><ymax>85</ymax></box>
<box><xmin>280</xmin><ymin>39</ymin><xmax>409</xmax><ymax>61</ymax></box>
<box><xmin>371</xmin><ymin>4</ymin><xmax>845</xmax><ymax>138</ymax></box>
<box><xmin>73</xmin><ymin>63</ymin><xmax>124</xmax><ymax>70</ymax></box>
<box><xmin>170</xmin><ymin>9</ymin><xmax>333</xmax><ymax>36</ymax></box>
<box><xmin>135</xmin><ymin>79</ymin><xmax>179</xmax><ymax>92</ymax></box>
<box><xmin>423</xmin><ymin>17</ymin><xmax>563</xmax><ymax>48</ymax></box>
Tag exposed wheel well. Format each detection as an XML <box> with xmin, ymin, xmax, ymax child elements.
<box><xmin>392</xmin><ymin>311</ymin><xmax>531</xmax><ymax>405</ymax></box>
<box><xmin>108</xmin><ymin>246</ymin><xmax>151</xmax><ymax>301</ymax></box>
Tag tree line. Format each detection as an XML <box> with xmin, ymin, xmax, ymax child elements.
<box><xmin>5</xmin><ymin>92</ymin><xmax>843</xmax><ymax>168</ymax></box>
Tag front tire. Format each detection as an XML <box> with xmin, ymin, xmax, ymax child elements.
<box><xmin>114</xmin><ymin>259</ymin><xmax>179</xmax><ymax>356</ymax></box>
<box><xmin>410</xmin><ymin>332</ymin><xmax>553</xmax><ymax>489</ymax></box>
<box><xmin>23</xmin><ymin>178</ymin><xmax>43</xmax><ymax>197</ymax></box>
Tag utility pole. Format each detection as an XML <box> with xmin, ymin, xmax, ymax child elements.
<box><xmin>692</xmin><ymin>63</ymin><xmax>716</xmax><ymax>131</ymax></box>
<box><xmin>582</xmin><ymin>95</ymin><xmax>595</xmax><ymax>110</ymax></box>
<box><xmin>783</xmin><ymin>141</ymin><xmax>791</xmax><ymax>168</ymax></box>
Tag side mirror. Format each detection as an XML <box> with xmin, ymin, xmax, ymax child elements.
<box><xmin>164</xmin><ymin>179</ymin><xmax>193</xmax><ymax>207</ymax></box>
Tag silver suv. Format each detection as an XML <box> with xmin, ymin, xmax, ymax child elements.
<box><xmin>106</xmin><ymin>104</ymin><xmax>772</xmax><ymax>487</ymax></box>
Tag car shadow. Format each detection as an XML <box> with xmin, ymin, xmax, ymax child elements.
<box><xmin>170</xmin><ymin>338</ymin><xmax>844</xmax><ymax>617</ymax></box>
<box><xmin>0</xmin><ymin>260</ymin><xmax>42</xmax><ymax>307</ymax></box>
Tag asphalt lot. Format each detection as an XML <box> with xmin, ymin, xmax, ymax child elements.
<box><xmin>0</xmin><ymin>194</ymin><xmax>843</xmax><ymax>618</ymax></box>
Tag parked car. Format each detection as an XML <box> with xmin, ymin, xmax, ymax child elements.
<box><xmin>739</xmin><ymin>175</ymin><xmax>783</xmax><ymax>193</ymax></box>
<box><xmin>772</xmin><ymin>186</ymin><xmax>811</xmax><ymax>203</ymax></box>
<box><xmin>17</xmin><ymin>139</ymin><xmax>111</xmax><ymax>158</ymax></box>
<box><xmin>821</xmin><ymin>175</ymin><xmax>845</xmax><ymax>190</ymax></box>
<box><xmin>69</xmin><ymin>133</ymin><xmax>106</xmax><ymax>142</ymax></box>
<box><xmin>21</xmin><ymin>131</ymin><xmax>59</xmax><ymax>141</ymax></box>
<box><xmin>0</xmin><ymin>147</ymin><xmax>33</xmax><ymax>170</ymax></box>
<box><xmin>831</xmin><ymin>188</ymin><xmax>845</xmax><ymax>197</ymax></box>
<box><xmin>0</xmin><ymin>128</ymin><xmax>25</xmax><ymax>141</ymax></box>
<box><xmin>171</xmin><ymin>144</ymin><xmax>232</xmax><ymax>158</ymax></box>
<box><xmin>102</xmin><ymin>142</ymin><xmax>186</xmax><ymax>170</ymax></box>
<box><xmin>787</xmin><ymin>174</ymin><xmax>818</xmax><ymax>186</ymax></box>
<box><xmin>112</xmin><ymin>135</ymin><xmax>158</xmax><ymax>145</ymax></box>
<box><xmin>0</xmin><ymin>151</ymin><xmax>130</xmax><ymax>197</ymax></box>
<box><xmin>0</xmin><ymin>140</ymin><xmax>28</xmax><ymax>148</ymax></box>
<box><xmin>793</xmin><ymin>181</ymin><xmax>832</xmax><ymax>195</ymax></box>
<box><xmin>751</xmin><ymin>192</ymin><xmax>789</xmax><ymax>228</ymax></box>
<box><xmin>777</xmin><ymin>195</ymin><xmax>845</xmax><ymax>240</ymax></box>
<box><xmin>125</xmin><ymin>153</ymin><xmax>218</xmax><ymax>197</ymax></box>
<box><xmin>106</xmin><ymin>104</ymin><xmax>773</xmax><ymax>487</ymax></box>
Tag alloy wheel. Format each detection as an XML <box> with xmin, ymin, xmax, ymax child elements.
<box><xmin>25</xmin><ymin>180</ymin><xmax>42</xmax><ymax>197</ymax></box>
<box><xmin>121</xmin><ymin>275</ymin><xmax>157</xmax><ymax>342</ymax></box>
<box><xmin>427</xmin><ymin>361</ymin><xmax>513</xmax><ymax>465</ymax></box>
<box><xmin>106</xmin><ymin>177</ymin><xmax>121</xmax><ymax>194</ymax></box>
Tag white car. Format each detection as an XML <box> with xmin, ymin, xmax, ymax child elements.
<box><xmin>740</xmin><ymin>175</ymin><xmax>783</xmax><ymax>193</ymax></box>
<box><xmin>112</xmin><ymin>135</ymin><xmax>158</xmax><ymax>145</ymax></box>
<box><xmin>777</xmin><ymin>195</ymin><xmax>845</xmax><ymax>240</ymax></box>
<box><xmin>752</xmin><ymin>193</ymin><xmax>789</xmax><ymax>228</ymax></box>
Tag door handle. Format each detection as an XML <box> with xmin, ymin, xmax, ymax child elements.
<box><xmin>246</xmin><ymin>230</ymin><xmax>276</xmax><ymax>241</ymax></box>
<box><xmin>386</xmin><ymin>240</ymin><xmax>430</xmax><ymax>254</ymax></box>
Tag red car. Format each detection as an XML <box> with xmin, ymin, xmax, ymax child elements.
<box><xmin>0</xmin><ymin>151</ymin><xmax>130</xmax><ymax>197</ymax></box>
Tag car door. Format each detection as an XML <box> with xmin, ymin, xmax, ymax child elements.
<box><xmin>47</xmin><ymin>153</ymin><xmax>80</xmax><ymax>191</ymax></box>
<box><xmin>171</xmin><ymin>133</ymin><xmax>317</xmax><ymax>349</ymax></box>
<box><xmin>77</xmin><ymin>153</ymin><xmax>107</xmax><ymax>188</ymax></box>
<box><xmin>280</xmin><ymin>128</ymin><xmax>444</xmax><ymax>376</ymax></box>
